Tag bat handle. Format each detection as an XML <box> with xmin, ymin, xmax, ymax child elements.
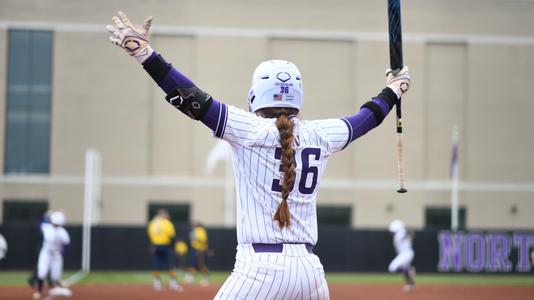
<box><xmin>396</xmin><ymin>103</ymin><xmax>407</xmax><ymax>193</ymax></box>
<box><xmin>391</xmin><ymin>67</ymin><xmax>402</xmax><ymax>76</ymax></box>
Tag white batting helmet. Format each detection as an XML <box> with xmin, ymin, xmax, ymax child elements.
<box><xmin>50</xmin><ymin>211</ymin><xmax>66</xmax><ymax>227</ymax></box>
<box><xmin>248</xmin><ymin>60</ymin><xmax>303</xmax><ymax>113</ymax></box>
<box><xmin>389</xmin><ymin>220</ymin><xmax>405</xmax><ymax>233</ymax></box>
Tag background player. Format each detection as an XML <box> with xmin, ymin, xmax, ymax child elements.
<box><xmin>147</xmin><ymin>209</ymin><xmax>182</xmax><ymax>291</ymax></box>
<box><xmin>184</xmin><ymin>222</ymin><xmax>210</xmax><ymax>286</ymax></box>
<box><xmin>0</xmin><ymin>232</ymin><xmax>7</xmax><ymax>261</ymax></box>
<box><xmin>28</xmin><ymin>211</ymin><xmax>54</xmax><ymax>291</ymax></box>
<box><xmin>33</xmin><ymin>211</ymin><xmax>72</xmax><ymax>299</ymax></box>
<box><xmin>388</xmin><ymin>219</ymin><xmax>416</xmax><ymax>292</ymax></box>
<box><xmin>174</xmin><ymin>239</ymin><xmax>188</xmax><ymax>274</ymax></box>
<box><xmin>106</xmin><ymin>12</ymin><xmax>410</xmax><ymax>299</ymax></box>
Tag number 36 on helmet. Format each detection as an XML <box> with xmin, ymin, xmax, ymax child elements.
<box><xmin>248</xmin><ymin>60</ymin><xmax>303</xmax><ymax>113</ymax></box>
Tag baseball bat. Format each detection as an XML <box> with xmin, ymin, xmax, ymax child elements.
<box><xmin>387</xmin><ymin>0</ymin><xmax>407</xmax><ymax>193</ymax></box>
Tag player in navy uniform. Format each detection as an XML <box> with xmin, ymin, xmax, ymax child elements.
<box><xmin>106</xmin><ymin>12</ymin><xmax>410</xmax><ymax>299</ymax></box>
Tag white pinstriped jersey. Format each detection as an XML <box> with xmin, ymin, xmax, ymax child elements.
<box><xmin>393</xmin><ymin>229</ymin><xmax>413</xmax><ymax>254</ymax></box>
<box><xmin>389</xmin><ymin>229</ymin><xmax>414</xmax><ymax>273</ymax></box>
<box><xmin>40</xmin><ymin>223</ymin><xmax>70</xmax><ymax>253</ymax></box>
<box><xmin>218</xmin><ymin>105</ymin><xmax>349</xmax><ymax>245</ymax></box>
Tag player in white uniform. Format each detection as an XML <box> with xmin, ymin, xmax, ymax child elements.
<box><xmin>388</xmin><ymin>220</ymin><xmax>416</xmax><ymax>292</ymax></box>
<box><xmin>0</xmin><ymin>233</ymin><xmax>7</xmax><ymax>261</ymax></box>
<box><xmin>33</xmin><ymin>211</ymin><xmax>72</xmax><ymax>299</ymax></box>
<box><xmin>106</xmin><ymin>12</ymin><xmax>411</xmax><ymax>299</ymax></box>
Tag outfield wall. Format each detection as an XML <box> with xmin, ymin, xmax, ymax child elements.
<box><xmin>1</xmin><ymin>225</ymin><xmax>533</xmax><ymax>274</ymax></box>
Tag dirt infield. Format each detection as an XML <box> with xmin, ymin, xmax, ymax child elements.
<box><xmin>2</xmin><ymin>283</ymin><xmax>534</xmax><ymax>300</ymax></box>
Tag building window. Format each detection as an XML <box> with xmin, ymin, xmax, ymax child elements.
<box><xmin>317</xmin><ymin>205</ymin><xmax>352</xmax><ymax>227</ymax></box>
<box><xmin>148</xmin><ymin>203</ymin><xmax>190</xmax><ymax>225</ymax></box>
<box><xmin>3</xmin><ymin>200</ymin><xmax>48</xmax><ymax>224</ymax></box>
<box><xmin>4</xmin><ymin>30</ymin><xmax>53</xmax><ymax>174</ymax></box>
<box><xmin>425</xmin><ymin>207</ymin><xmax>466</xmax><ymax>230</ymax></box>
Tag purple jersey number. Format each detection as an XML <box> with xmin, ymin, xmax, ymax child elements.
<box><xmin>271</xmin><ymin>147</ymin><xmax>321</xmax><ymax>195</ymax></box>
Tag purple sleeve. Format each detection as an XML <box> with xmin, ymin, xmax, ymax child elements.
<box><xmin>142</xmin><ymin>51</ymin><xmax>227</xmax><ymax>135</ymax></box>
<box><xmin>200</xmin><ymin>99</ymin><xmax>228</xmax><ymax>137</ymax></box>
<box><xmin>143</xmin><ymin>52</ymin><xmax>195</xmax><ymax>94</ymax></box>
<box><xmin>159</xmin><ymin>68</ymin><xmax>194</xmax><ymax>94</ymax></box>
<box><xmin>340</xmin><ymin>97</ymin><xmax>393</xmax><ymax>146</ymax></box>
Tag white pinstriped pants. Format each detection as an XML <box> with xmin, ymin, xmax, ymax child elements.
<box><xmin>215</xmin><ymin>244</ymin><xmax>329</xmax><ymax>300</ymax></box>
<box><xmin>388</xmin><ymin>249</ymin><xmax>414</xmax><ymax>273</ymax></box>
<box><xmin>37</xmin><ymin>249</ymin><xmax>63</xmax><ymax>281</ymax></box>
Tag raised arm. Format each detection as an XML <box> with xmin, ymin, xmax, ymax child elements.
<box><xmin>341</xmin><ymin>68</ymin><xmax>410</xmax><ymax>146</ymax></box>
<box><xmin>105</xmin><ymin>11</ymin><xmax>226</xmax><ymax>133</ymax></box>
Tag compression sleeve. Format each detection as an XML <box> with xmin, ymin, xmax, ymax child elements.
<box><xmin>340</xmin><ymin>87</ymin><xmax>398</xmax><ymax>147</ymax></box>
<box><xmin>142</xmin><ymin>51</ymin><xmax>227</xmax><ymax>131</ymax></box>
<box><xmin>142</xmin><ymin>51</ymin><xmax>195</xmax><ymax>93</ymax></box>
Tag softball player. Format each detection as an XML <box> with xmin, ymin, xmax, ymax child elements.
<box><xmin>106</xmin><ymin>12</ymin><xmax>410</xmax><ymax>299</ymax></box>
<box><xmin>174</xmin><ymin>239</ymin><xmax>188</xmax><ymax>271</ymax></box>
<box><xmin>33</xmin><ymin>211</ymin><xmax>72</xmax><ymax>299</ymax></box>
<box><xmin>0</xmin><ymin>233</ymin><xmax>6</xmax><ymax>261</ymax></box>
<box><xmin>185</xmin><ymin>223</ymin><xmax>210</xmax><ymax>285</ymax></box>
<box><xmin>388</xmin><ymin>220</ymin><xmax>416</xmax><ymax>292</ymax></box>
<box><xmin>28</xmin><ymin>212</ymin><xmax>53</xmax><ymax>290</ymax></box>
<box><xmin>147</xmin><ymin>209</ymin><xmax>182</xmax><ymax>291</ymax></box>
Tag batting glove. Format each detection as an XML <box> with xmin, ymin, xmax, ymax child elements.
<box><xmin>385</xmin><ymin>66</ymin><xmax>410</xmax><ymax>99</ymax></box>
<box><xmin>106</xmin><ymin>11</ymin><xmax>154</xmax><ymax>63</ymax></box>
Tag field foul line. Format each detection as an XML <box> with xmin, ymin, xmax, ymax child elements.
<box><xmin>40</xmin><ymin>272</ymin><xmax>87</xmax><ymax>300</ymax></box>
<box><xmin>63</xmin><ymin>270</ymin><xmax>88</xmax><ymax>287</ymax></box>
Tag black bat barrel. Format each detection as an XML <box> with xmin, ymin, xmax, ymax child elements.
<box><xmin>388</xmin><ymin>0</ymin><xmax>404</xmax><ymax>73</ymax></box>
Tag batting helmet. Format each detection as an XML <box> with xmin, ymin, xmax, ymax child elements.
<box><xmin>50</xmin><ymin>211</ymin><xmax>66</xmax><ymax>227</ymax></box>
<box><xmin>248</xmin><ymin>60</ymin><xmax>303</xmax><ymax>113</ymax></box>
<box><xmin>389</xmin><ymin>220</ymin><xmax>405</xmax><ymax>233</ymax></box>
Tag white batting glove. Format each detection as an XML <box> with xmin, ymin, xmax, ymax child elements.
<box><xmin>385</xmin><ymin>66</ymin><xmax>411</xmax><ymax>99</ymax></box>
<box><xmin>106</xmin><ymin>11</ymin><xmax>154</xmax><ymax>63</ymax></box>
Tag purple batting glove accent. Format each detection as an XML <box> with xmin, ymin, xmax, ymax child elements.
<box><xmin>341</xmin><ymin>97</ymin><xmax>392</xmax><ymax>145</ymax></box>
<box><xmin>200</xmin><ymin>99</ymin><xmax>228</xmax><ymax>137</ymax></box>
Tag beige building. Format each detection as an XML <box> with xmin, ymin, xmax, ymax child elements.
<box><xmin>0</xmin><ymin>0</ymin><xmax>533</xmax><ymax>229</ymax></box>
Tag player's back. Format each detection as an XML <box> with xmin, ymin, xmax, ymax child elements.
<box><xmin>41</xmin><ymin>223</ymin><xmax>70</xmax><ymax>253</ymax></box>
<box><xmin>222</xmin><ymin>107</ymin><xmax>349</xmax><ymax>245</ymax></box>
<box><xmin>393</xmin><ymin>229</ymin><xmax>413</xmax><ymax>253</ymax></box>
<box><xmin>148</xmin><ymin>217</ymin><xmax>175</xmax><ymax>245</ymax></box>
<box><xmin>190</xmin><ymin>226</ymin><xmax>208</xmax><ymax>251</ymax></box>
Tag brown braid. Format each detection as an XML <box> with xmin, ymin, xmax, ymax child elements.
<box><xmin>257</xmin><ymin>107</ymin><xmax>298</xmax><ymax>229</ymax></box>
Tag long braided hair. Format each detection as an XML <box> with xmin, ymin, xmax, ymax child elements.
<box><xmin>258</xmin><ymin>107</ymin><xmax>299</xmax><ymax>229</ymax></box>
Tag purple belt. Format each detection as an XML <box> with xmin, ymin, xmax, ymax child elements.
<box><xmin>251</xmin><ymin>243</ymin><xmax>314</xmax><ymax>254</ymax></box>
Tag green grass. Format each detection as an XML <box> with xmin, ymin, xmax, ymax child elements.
<box><xmin>324</xmin><ymin>273</ymin><xmax>534</xmax><ymax>286</ymax></box>
<box><xmin>75</xmin><ymin>271</ymin><xmax>231</xmax><ymax>285</ymax></box>
<box><xmin>1</xmin><ymin>271</ymin><xmax>533</xmax><ymax>287</ymax></box>
<box><xmin>0</xmin><ymin>271</ymin><xmax>75</xmax><ymax>286</ymax></box>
